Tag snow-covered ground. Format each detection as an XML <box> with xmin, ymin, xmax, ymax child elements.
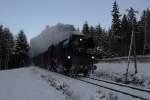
<box><xmin>31</xmin><ymin>67</ymin><xmax>143</xmax><ymax>100</ymax></box>
<box><xmin>0</xmin><ymin>67</ymin><xmax>142</xmax><ymax>100</ymax></box>
<box><xmin>95</xmin><ymin>62</ymin><xmax>150</xmax><ymax>77</ymax></box>
<box><xmin>80</xmin><ymin>77</ymin><xmax>150</xmax><ymax>99</ymax></box>
<box><xmin>95</xmin><ymin>62</ymin><xmax>150</xmax><ymax>88</ymax></box>
<box><xmin>0</xmin><ymin>67</ymin><xmax>65</xmax><ymax>100</ymax></box>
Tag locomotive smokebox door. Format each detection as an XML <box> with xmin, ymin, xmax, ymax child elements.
<box><xmin>64</xmin><ymin>55</ymin><xmax>72</xmax><ymax>67</ymax></box>
<box><xmin>67</xmin><ymin>56</ymin><xmax>71</xmax><ymax>60</ymax></box>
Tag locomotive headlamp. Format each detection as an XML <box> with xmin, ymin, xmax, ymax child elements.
<box><xmin>91</xmin><ymin>56</ymin><xmax>95</xmax><ymax>60</ymax></box>
<box><xmin>80</xmin><ymin>38</ymin><xmax>83</xmax><ymax>41</ymax></box>
<box><xmin>67</xmin><ymin>56</ymin><xmax>71</xmax><ymax>59</ymax></box>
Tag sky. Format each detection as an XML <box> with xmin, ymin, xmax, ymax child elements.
<box><xmin>0</xmin><ymin>0</ymin><xmax>150</xmax><ymax>41</ymax></box>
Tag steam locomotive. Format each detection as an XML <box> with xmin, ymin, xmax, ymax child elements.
<box><xmin>33</xmin><ymin>33</ymin><xmax>97</xmax><ymax>76</ymax></box>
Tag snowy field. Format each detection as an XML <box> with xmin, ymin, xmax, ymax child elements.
<box><xmin>95</xmin><ymin>62</ymin><xmax>150</xmax><ymax>77</ymax></box>
<box><xmin>95</xmin><ymin>62</ymin><xmax>150</xmax><ymax>88</ymax></box>
<box><xmin>0</xmin><ymin>67</ymin><xmax>142</xmax><ymax>100</ymax></box>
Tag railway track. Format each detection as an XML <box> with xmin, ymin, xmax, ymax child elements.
<box><xmin>38</xmin><ymin>67</ymin><xmax>150</xmax><ymax>99</ymax></box>
<box><xmin>86</xmin><ymin>76</ymin><xmax>150</xmax><ymax>93</ymax></box>
<box><xmin>75</xmin><ymin>76</ymin><xmax>150</xmax><ymax>100</ymax></box>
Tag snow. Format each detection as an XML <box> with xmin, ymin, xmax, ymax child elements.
<box><xmin>92</xmin><ymin>92</ymin><xmax>106</xmax><ymax>100</ymax></box>
<box><xmin>30</xmin><ymin>23</ymin><xmax>82</xmax><ymax>57</ymax></box>
<box><xmin>0</xmin><ymin>66</ymin><xmax>146</xmax><ymax>100</ymax></box>
<box><xmin>94</xmin><ymin>62</ymin><xmax>150</xmax><ymax>89</ymax></box>
<box><xmin>0</xmin><ymin>67</ymin><xmax>65</xmax><ymax>100</ymax></box>
<box><xmin>95</xmin><ymin>62</ymin><xmax>150</xmax><ymax>78</ymax></box>
<box><xmin>80</xmin><ymin>77</ymin><xmax>150</xmax><ymax>99</ymax></box>
<box><xmin>33</xmin><ymin>67</ymin><xmax>140</xmax><ymax>100</ymax></box>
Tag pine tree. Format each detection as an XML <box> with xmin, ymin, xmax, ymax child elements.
<box><xmin>111</xmin><ymin>0</ymin><xmax>121</xmax><ymax>37</ymax></box>
<box><xmin>14</xmin><ymin>30</ymin><xmax>30</xmax><ymax>67</ymax></box>
<box><xmin>82</xmin><ymin>21</ymin><xmax>90</xmax><ymax>36</ymax></box>
<box><xmin>126</xmin><ymin>7</ymin><xmax>140</xmax><ymax>55</ymax></box>
<box><xmin>89</xmin><ymin>26</ymin><xmax>95</xmax><ymax>38</ymax></box>
<box><xmin>110</xmin><ymin>0</ymin><xmax>121</xmax><ymax>56</ymax></box>
<box><xmin>103</xmin><ymin>30</ymin><xmax>112</xmax><ymax>58</ymax></box>
<box><xmin>0</xmin><ymin>25</ymin><xmax>4</xmax><ymax>69</ymax></box>
<box><xmin>121</xmin><ymin>14</ymin><xmax>130</xmax><ymax>56</ymax></box>
<box><xmin>135</xmin><ymin>10</ymin><xmax>145</xmax><ymax>55</ymax></box>
<box><xmin>95</xmin><ymin>24</ymin><xmax>110</xmax><ymax>58</ymax></box>
<box><xmin>95</xmin><ymin>24</ymin><xmax>102</xmax><ymax>34</ymax></box>
<box><xmin>0</xmin><ymin>26</ymin><xmax>14</xmax><ymax>69</ymax></box>
<box><xmin>127</xmin><ymin>7</ymin><xmax>137</xmax><ymax>28</ymax></box>
<box><xmin>139</xmin><ymin>10</ymin><xmax>146</xmax><ymax>26</ymax></box>
<box><xmin>95</xmin><ymin>24</ymin><xmax>102</xmax><ymax>47</ymax></box>
<box><xmin>3</xmin><ymin>28</ymin><xmax>14</xmax><ymax>69</ymax></box>
<box><xmin>143</xmin><ymin>9</ymin><xmax>150</xmax><ymax>54</ymax></box>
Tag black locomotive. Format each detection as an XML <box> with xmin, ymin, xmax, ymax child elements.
<box><xmin>33</xmin><ymin>33</ymin><xmax>97</xmax><ymax>76</ymax></box>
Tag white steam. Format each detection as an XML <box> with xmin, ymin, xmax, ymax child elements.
<box><xmin>30</xmin><ymin>23</ymin><xmax>81</xmax><ymax>57</ymax></box>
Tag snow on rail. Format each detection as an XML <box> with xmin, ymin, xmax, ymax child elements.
<box><xmin>77</xmin><ymin>77</ymin><xmax>150</xmax><ymax>100</ymax></box>
<box><xmin>86</xmin><ymin>76</ymin><xmax>150</xmax><ymax>93</ymax></box>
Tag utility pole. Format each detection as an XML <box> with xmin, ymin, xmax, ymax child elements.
<box><xmin>143</xmin><ymin>11</ymin><xmax>148</xmax><ymax>55</ymax></box>
<box><xmin>133</xmin><ymin>25</ymin><xmax>137</xmax><ymax>74</ymax></box>
<box><xmin>125</xmin><ymin>9</ymin><xmax>138</xmax><ymax>81</ymax></box>
<box><xmin>125</xmin><ymin>26</ymin><xmax>134</xmax><ymax>81</ymax></box>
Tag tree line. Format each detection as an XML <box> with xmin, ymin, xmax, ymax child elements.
<box><xmin>81</xmin><ymin>0</ymin><xmax>150</xmax><ymax>58</ymax></box>
<box><xmin>1</xmin><ymin>0</ymin><xmax>150</xmax><ymax>69</ymax></box>
<box><xmin>0</xmin><ymin>25</ymin><xmax>30</xmax><ymax>70</ymax></box>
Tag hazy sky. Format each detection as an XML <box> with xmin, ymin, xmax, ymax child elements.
<box><xmin>0</xmin><ymin>0</ymin><xmax>150</xmax><ymax>41</ymax></box>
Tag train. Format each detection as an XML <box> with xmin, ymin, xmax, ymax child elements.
<box><xmin>33</xmin><ymin>33</ymin><xmax>97</xmax><ymax>76</ymax></box>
